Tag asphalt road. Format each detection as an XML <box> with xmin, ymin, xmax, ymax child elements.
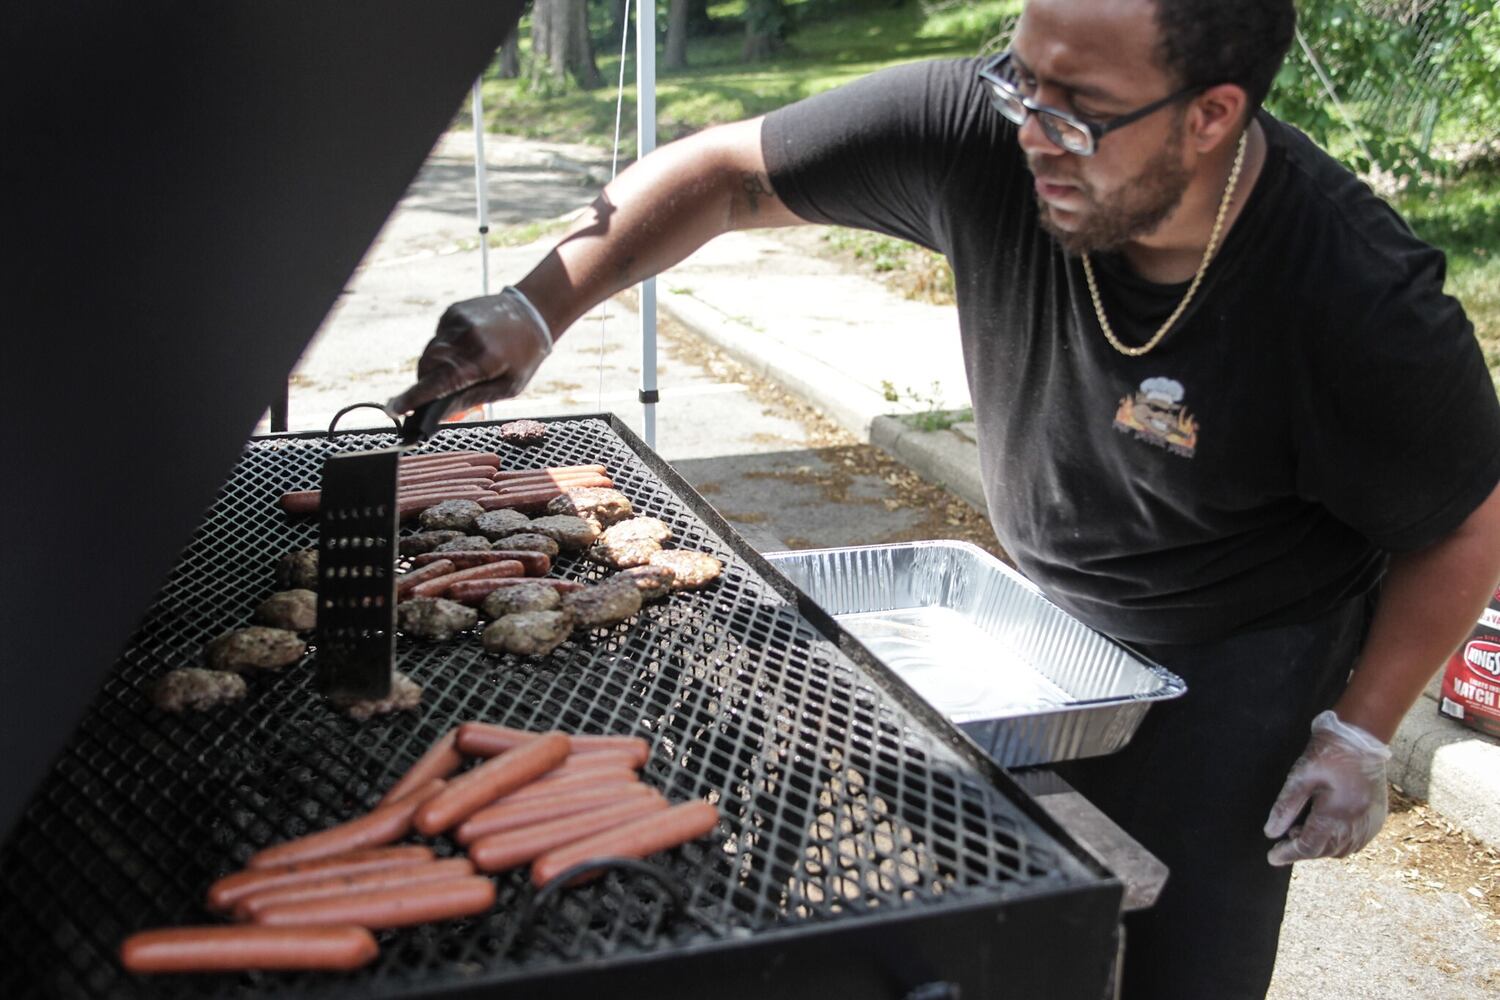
<box><xmin>265</xmin><ymin>131</ymin><xmax>1499</xmax><ymax>999</ymax></box>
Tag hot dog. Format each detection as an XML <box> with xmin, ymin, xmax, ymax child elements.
<box><xmin>380</xmin><ymin>728</ymin><xmax>463</xmax><ymax>805</ymax></box>
<box><xmin>531</xmin><ymin>800</ymin><xmax>719</xmax><ymax>888</ymax></box>
<box><xmin>279</xmin><ymin>483</ymin><xmax>489</xmax><ymax>517</ymax></box>
<box><xmin>410</xmin><ymin>550</ymin><xmax>551</xmax><ymax>576</ymax></box>
<box><xmin>445</xmin><ymin>577</ymin><xmax>585</xmax><ymax>606</ymax></box>
<box><xmin>490</xmin><ymin>474</ymin><xmax>613</xmax><ymax>495</ymax></box>
<box><xmin>401</xmin><ymin>452</ymin><xmax>500</xmax><ymax>469</ymax></box>
<box><xmin>399</xmin><ymin>467</ymin><xmax>497</xmax><ymax>488</ymax></box>
<box><xmin>236</xmin><ymin>857</ymin><xmax>475</xmax><ymax>921</ymax></box>
<box><xmin>408</xmin><ymin>560</ymin><xmax>524</xmax><ymax>599</ymax></box>
<box><xmin>455</xmin><ymin>781</ymin><xmax>655</xmax><ymax>846</ymax></box>
<box><xmin>395</xmin><ymin>559</ymin><xmax>457</xmax><ymax>600</ymax></box>
<box><xmin>256</xmin><ymin>876</ymin><xmax>497</xmax><ymax>930</ymax></box>
<box><xmin>413</xmin><ymin>731</ymin><xmax>570</xmax><ymax>836</ymax></box>
<box><xmin>120</xmin><ymin>925</ymin><xmax>378</xmax><ymax>973</ymax></box>
<box><xmin>246</xmin><ymin>780</ymin><xmax>445</xmax><ymax>870</ymax></box>
<box><xmin>499</xmin><ymin>767</ymin><xmax>640</xmax><ymax>805</ymax></box>
<box><xmin>455</xmin><ymin>722</ymin><xmax>650</xmax><ymax>765</ymax></box>
<box><xmin>478</xmin><ymin>488</ymin><xmax>567</xmax><ymax>513</ymax></box>
<box><xmin>544</xmin><ymin>749</ymin><xmax>644</xmax><ymax>775</ymax></box>
<box><xmin>491</xmin><ymin>464</ymin><xmax>606</xmax><ymax>483</ymax></box>
<box><xmin>399</xmin><ymin>492</ymin><xmax>527</xmax><ymax>520</ymax></box>
<box><xmin>207</xmin><ymin>845</ymin><xmax>434</xmax><ymax>912</ymax></box>
<box><xmin>469</xmin><ymin>795</ymin><xmax>669</xmax><ymax>874</ymax></box>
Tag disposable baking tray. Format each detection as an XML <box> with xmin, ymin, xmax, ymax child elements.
<box><xmin>764</xmin><ymin>541</ymin><xmax>1186</xmax><ymax>767</ymax></box>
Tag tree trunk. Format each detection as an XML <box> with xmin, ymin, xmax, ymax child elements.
<box><xmin>664</xmin><ymin>0</ymin><xmax>690</xmax><ymax>69</ymax></box>
<box><xmin>498</xmin><ymin>29</ymin><xmax>520</xmax><ymax>79</ymax></box>
<box><xmin>531</xmin><ymin>0</ymin><xmax>602</xmax><ymax>90</ymax></box>
<box><xmin>742</xmin><ymin>0</ymin><xmax>788</xmax><ymax>61</ymax></box>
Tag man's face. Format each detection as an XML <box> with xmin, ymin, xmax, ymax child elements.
<box><xmin>1010</xmin><ymin>0</ymin><xmax>1192</xmax><ymax>254</ymax></box>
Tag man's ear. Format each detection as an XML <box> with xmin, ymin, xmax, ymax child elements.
<box><xmin>1187</xmin><ymin>83</ymin><xmax>1249</xmax><ymax>154</ymax></box>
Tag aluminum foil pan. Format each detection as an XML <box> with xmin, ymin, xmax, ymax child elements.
<box><xmin>765</xmin><ymin>541</ymin><xmax>1186</xmax><ymax>767</ymax></box>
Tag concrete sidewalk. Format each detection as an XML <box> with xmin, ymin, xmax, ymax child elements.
<box><xmin>660</xmin><ymin>226</ymin><xmax>1500</xmax><ymax>851</ymax></box>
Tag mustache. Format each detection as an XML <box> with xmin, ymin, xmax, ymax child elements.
<box><xmin>1025</xmin><ymin>157</ymin><xmax>1082</xmax><ymax>186</ymax></box>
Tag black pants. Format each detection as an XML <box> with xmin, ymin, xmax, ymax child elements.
<box><xmin>1054</xmin><ymin>595</ymin><xmax>1375</xmax><ymax>1000</ymax></box>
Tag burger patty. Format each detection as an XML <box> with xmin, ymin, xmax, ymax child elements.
<box><xmin>544</xmin><ymin>487</ymin><xmax>634</xmax><ymax>531</ymax></box>
<box><xmin>396</xmin><ymin>596</ymin><xmax>479</xmax><ymax>641</ymax></box>
<box><xmin>525</xmin><ymin>515</ymin><xmax>599</xmax><ymax>552</ymax></box>
<box><xmin>613</xmin><ymin>564</ymin><xmax>676</xmax><ymax>602</ymax></box>
<box><xmin>474</xmin><ymin>509</ymin><xmax>533</xmax><ymax>541</ymax></box>
<box><xmin>252</xmin><ymin>589</ymin><xmax>317</xmax><ymax>631</ymax></box>
<box><xmin>205</xmin><ymin>626</ymin><xmax>307</xmax><ymax>672</ymax></box>
<box><xmin>418</xmin><ymin>499</ymin><xmax>486</xmax><ymax>532</ymax></box>
<box><xmin>601</xmin><ymin>517</ymin><xmax>672</xmax><ymax>545</ymax></box>
<box><xmin>489</xmin><ymin>532</ymin><xmax>560</xmax><ymax>557</ymax></box>
<box><xmin>647</xmin><ymin>550</ymin><xmax>723</xmax><ymax>590</ymax></box>
<box><xmin>482</xmin><ymin>610</ymin><xmax>574</xmax><ymax>657</ymax></box>
<box><xmin>274</xmin><ymin>549</ymin><xmax>320</xmax><ymax>591</ymax></box>
<box><xmin>150</xmin><ymin>668</ymin><xmax>248</xmax><ymax>713</ymax></box>
<box><xmin>481</xmin><ymin>581</ymin><xmax>562</xmax><ymax>618</ymax></box>
<box><xmin>497</xmin><ymin>419</ymin><xmax>548</xmax><ymax>445</ymax></box>
<box><xmin>432</xmin><ymin>535</ymin><xmax>492</xmax><ymax>553</ymax></box>
<box><xmin>399</xmin><ymin>530</ymin><xmax>466</xmax><ymax>557</ymax></box>
<box><xmin>587</xmin><ymin>535</ymin><xmax>661</xmax><ymax>569</ymax></box>
<box><xmin>562</xmin><ymin>581</ymin><xmax>642</xmax><ymax>629</ymax></box>
<box><xmin>332</xmin><ymin>671</ymin><xmax>423</xmax><ymax>721</ymax></box>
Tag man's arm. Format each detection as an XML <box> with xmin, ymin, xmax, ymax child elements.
<box><xmin>1335</xmin><ymin>478</ymin><xmax>1500</xmax><ymax>743</ymax></box>
<box><xmin>1264</xmin><ymin>479</ymin><xmax>1500</xmax><ymax>864</ymax></box>
<box><xmin>516</xmin><ymin>117</ymin><xmax>802</xmax><ymax>337</ymax></box>
<box><xmin>388</xmin><ymin>117</ymin><xmax>802</xmax><ymax>415</ymax></box>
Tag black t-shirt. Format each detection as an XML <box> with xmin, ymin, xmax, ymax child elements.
<box><xmin>762</xmin><ymin>58</ymin><xmax>1500</xmax><ymax>645</ymax></box>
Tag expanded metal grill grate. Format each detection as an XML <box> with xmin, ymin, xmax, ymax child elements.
<box><xmin>0</xmin><ymin>415</ymin><xmax>1116</xmax><ymax>999</ymax></box>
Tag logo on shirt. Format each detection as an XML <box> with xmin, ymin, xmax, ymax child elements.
<box><xmin>1114</xmin><ymin>377</ymin><xmax>1199</xmax><ymax>458</ymax></box>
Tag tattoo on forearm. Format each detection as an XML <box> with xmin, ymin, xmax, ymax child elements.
<box><xmin>740</xmin><ymin>172</ymin><xmax>774</xmax><ymax>216</ymax></box>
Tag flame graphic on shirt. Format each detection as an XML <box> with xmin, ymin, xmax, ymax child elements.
<box><xmin>1114</xmin><ymin>379</ymin><xmax>1199</xmax><ymax>457</ymax></box>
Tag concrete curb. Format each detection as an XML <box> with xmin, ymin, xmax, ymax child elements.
<box><xmin>660</xmin><ymin>259</ymin><xmax>1500</xmax><ymax>851</ymax></box>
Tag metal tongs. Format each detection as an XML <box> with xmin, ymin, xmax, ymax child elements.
<box><xmin>314</xmin><ymin>396</ymin><xmax>462</xmax><ymax>703</ymax></box>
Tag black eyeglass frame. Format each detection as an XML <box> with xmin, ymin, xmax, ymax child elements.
<box><xmin>977</xmin><ymin>51</ymin><xmax>1206</xmax><ymax>156</ymax></box>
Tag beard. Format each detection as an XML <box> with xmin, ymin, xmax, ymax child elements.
<box><xmin>1029</xmin><ymin>125</ymin><xmax>1191</xmax><ymax>255</ymax></box>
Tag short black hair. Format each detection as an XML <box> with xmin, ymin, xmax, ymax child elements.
<box><xmin>1151</xmin><ymin>0</ymin><xmax>1297</xmax><ymax>113</ymax></box>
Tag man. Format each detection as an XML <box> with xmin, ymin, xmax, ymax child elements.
<box><xmin>390</xmin><ymin>1</ymin><xmax>1500</xmax><ymax>996</ymax></box>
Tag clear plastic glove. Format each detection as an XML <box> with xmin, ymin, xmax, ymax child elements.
<box><xmin>386</xmin><ymin>286</ymin><xmax>552</xmax><ymax>417</ymax></box>
<box><xmin>1263</xmin><ymin>709</ymin><xmax>1391</xmax><ymax>866</ymax></box>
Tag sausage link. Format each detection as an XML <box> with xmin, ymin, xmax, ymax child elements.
<box><xmin>410</xmin><ymin>550</ymin><xmax>550</xmax><ymax>575</ymax></box>
<box><xmin>207</xmin><ymin>845</ymin><xmax>434</xmax><ymax>912</ymax></box>
<box><xmin>478</xmin><ymin>488</ymin><xmax>565</xmax><ymax>513</ymax></box>
<box><xmin>455</xmin><ymin>723</ymin><xmax>649</xmax><ymax>765</ymax></box>
<box><xmin>546</xmin><ymin>750</ymin><xmax>644</xmax><ymax>775</ymax></box>
<box><xmin>401</xmin><ymin>451</ymin><xmax>500</xmax><ymax>469</ymax></box>
<box><xmin>399</xmin><ymin>468</ymin><xmax>496</xmax><ymax>489</ymax></box>
<box><xmin>414</xmin><ymin>731</ymin><xmax>570</xmax><ymax>836</ymax></box>
<box><xmin>501</xmin><ymin>768</ymin><xmax>640</xmax><ymax>805</ymax></box>
<box><xmin>469</xmin><ymin>796</ymin><xmax>669</xmax><ymax>874</ymax></box>
<box><xmin>120</xmin><ymin>925</ymin><xmax>378</xmax><ymax>973</ymax></box>
<box><xmin>246</xmin><ymin>780</ymin><xmax>445</xmax><ymax>870</ymax></box>
<box><xmin>456</xmin><ymin>782</ymin><xmax>655</xmax><ymax>846</ymax></box>
<box><xmin>394</xmin><ymin>559</ymin><xmax>457</xmax><ymax>600</ymax></box>
<box><xmin>379</xmin><ymin>729</ymin><xmax>463</xmax><ymax>805</ymax></box>
<box><xmin>280</xmin><ymin>483</ymin><xmax>487</xmax><ymax>517</ymax></box>
<box><xmin>491</xmin><ymin>464</ymin><xmax>606</xmax><ymax>483</ymax></box>
<box><xmin>531</xmin><ymin>800</ymin><xmax>719</xmax><ymax>888</ymax></box>
<box><xmin>445</xmin><ymin>577</ymin><xmax>584</xmax><ymax>606</ymax></box>
<box><xmin>237</xmin><ymin>857</ymin><xmax>475</xmax><ymax>921</ymax></box>
<box><xmin>256</xmin><ymin>875</ymin><xmax>497</xmax><ymax>929</ymax></box>
<box><xmin>408</xmin><ymin>560</ymin><xmax>524</xmax><ymax>599</ymax></box>
<box><xmin>490</xmin><ymin>474</ymin><xmax>613</xmax><ymax>495</ymax></box>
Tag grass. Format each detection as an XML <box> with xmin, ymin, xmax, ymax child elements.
<box><xmin>478</xmin><ymin>1</ymin><xmax>1019</xmax><ymax>155</ymax></box>
<box><xmin>1396</xmin><ymin>158</ymin><xmax>1500</xmax><ymax>392</ymax></box>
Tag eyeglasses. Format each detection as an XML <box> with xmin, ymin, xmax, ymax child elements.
<box><xmin>977</xmin><ymin>51</ymin><xmax>1204</xmax><ymax>156</ymax></box>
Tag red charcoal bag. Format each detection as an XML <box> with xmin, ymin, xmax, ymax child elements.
<box><xmin>1438</xmin><ymin>582</ymin><xmax>1500</xmax><ymax>738</ymax></box>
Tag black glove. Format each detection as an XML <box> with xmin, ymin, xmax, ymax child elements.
<box><xmin>387</xmin><ymin>286</ymin><xmax>553</xmax><ymax>417</ymax></box>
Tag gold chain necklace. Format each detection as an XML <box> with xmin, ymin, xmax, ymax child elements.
<box><xmin>1082</xmin><ymin>130</ymin><xmax>1247</xmax><ymax>357</ymax></box>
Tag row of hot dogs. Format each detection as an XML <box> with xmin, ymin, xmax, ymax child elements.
<box><xmin>120</xmin><ymin>723</ymin><xmax>717</xmax><ymax>974</ymax></box>
<box><xmin>279</xmin><ymin>450</ymin><xmax>617</xmax><ymax>520</ymax></box>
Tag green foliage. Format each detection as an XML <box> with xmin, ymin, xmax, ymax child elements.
<box><xmin>1269</xmin><ymin>1</ymin><xmax>1500</xmax><ymax>183</ymax></box>
<box><xmin>881</xmin><ymin>380</ymin><xmax>973</xmax><ymax>432</ymax></box>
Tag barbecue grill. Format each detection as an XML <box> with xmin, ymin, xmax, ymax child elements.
<box><xmin>0</xmin><ymin>414</ymin><xmax>1123</xmax><ymax>998</ymax></box>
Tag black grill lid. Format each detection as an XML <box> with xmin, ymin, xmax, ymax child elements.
<box><xmin>0</xmin><ymin>0</ymin><xmax>526</xmax><ymax>836</ymax></box>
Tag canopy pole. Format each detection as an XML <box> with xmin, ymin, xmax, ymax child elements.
<box><xmin>470</xmin><ymin>78</ymin><xmax>491</xmax><ymax>296</ymax></box>
<box><xmin>636</xmin><ymin>0</ymin><xmax>658</xmax><ymax>449</ymax></box>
